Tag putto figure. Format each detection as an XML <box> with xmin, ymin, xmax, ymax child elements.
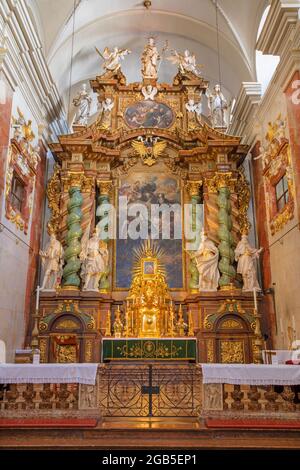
<box><xmin>189</xmin><ymin>231</ymin><xmax>220</xmax><ymax>291</ymax></box>
<box><xmin>185</xmin><ymin>98</ymin><xmax>202</xmax><ymax>116</ymax></box>
<box><xmin>168</xmin><ymin>49</ymin><xmax>202</xmax><ymax>77</ymax></box>
<box><xmin>95</xmin><ymin>46</ymin><xmax>131</xmax><ymax>73</ymax></box>
<box><xmin>141</xmin><ymin>84</ymin><xmax>158</xmax><ymax>101</ymax></box>
<box><xmin>40</xmin><ymin>233</ymin><xmax>64</xmax><ymax>291</ymax></box>
<box><xmin>80</xmin><ymin>227</ymin><xmax>109</xmax><ymax>291</ymax></box>
<box><xmin>206</xmin><ymin>84</ymin><xmax>228</xmax><ymax>128</ymax></box>
<box><xmin>141</xmin><ymin>37</ymin><xmax>160</xmax><ymax>80</ymax></box>
<box><xmin>234</xmin><ymin>234</ymin><xmax>263</xmax><ymax>291</ymax></box>
<box><xmin>72</xmin><ymin>83</ymin><xmax>92</xmax><ymax>126</ymax></box>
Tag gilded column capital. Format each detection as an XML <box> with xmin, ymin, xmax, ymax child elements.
<box><xmin>97</xmin><ymin>180</ymin><xmax>113</xmax><ymax>196</ymax></box>
<box><xmin>61</xmin><ymin>171</ymin><xmax>87</xmax><ymax>192</ymax></box>
<box><xmin>186</xmin><ymin>180</ymin><xmax>202</xmax><ymax>197</ymax></box>
<box><xmin>69</xmin><ymin>172</ymin><xmax>85</xmax><ymax>189</ymax></box>
<box><xmin>205</xmin><ymin>172</ymin><xmax>236</xmax><ymax>193</ymax></box>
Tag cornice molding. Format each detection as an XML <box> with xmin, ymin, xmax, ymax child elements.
<box><xmin>228</xmin><ymin>82</ymin><xmax>262</xmax><ymax>140</ymax></box>
<box><xmin>0</xmin><ymin>0</ymin><xmax>67</xmax><ymax>140</ymax></box>
<box><xmin>256</xmin><ymin>0</ymin><xmax>299</xmax><ymax>56</ymax></box>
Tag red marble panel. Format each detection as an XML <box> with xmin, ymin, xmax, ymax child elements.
<box><xmin>284</xmin><ymin>71</ymin><xmax>300</xmax><ymax>223</ymax></box>
<box><xmin>0</xmin><ymin>72</ymin><xmax>13</xmax><ymax>220</ymax></box>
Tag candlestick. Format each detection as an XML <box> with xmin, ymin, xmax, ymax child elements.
<box><xmin>35</xmin><ymin>285</ymin><xmax>40</xmax><ymax>312</ymax></box>
<box><xmin>292</xmin><ymin>315</ymin><xmax>296</xmax><ymax>332</ymax></box>
<box><xmin>279</xmin><ymin>317</ymin><xmax>283</xmax><ymax>333</ymax></box>
<box><xmin>253</xmin><ymin>287</ymin><xmax>258</xmax><ymax>312</ymax></box>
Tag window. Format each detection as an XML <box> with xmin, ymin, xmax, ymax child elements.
<box><xmin>9</xmin><ymin>173</ymin><xmax>25</xmax><ymax>212</ymax></box>
<box><xmin>275</xmin><ymin>174</ymin><xmax>289</xmax><ymax>212</ymax></box>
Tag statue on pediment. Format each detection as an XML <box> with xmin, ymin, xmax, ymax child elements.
<box><xmin>72</xmin><ymin>84</ymin><xmax>92</xmax><ymax>126</ymax></box>
<box><xmin>95</xmin><ymin>46</ymin><xmax>131</xmax><ymax>74</ymax></box>
<box><xmin>168</xmin><ymin>49</ymin><xmax>202</xmax><ymax>77</ymax></box>
<box><xmin>141</xmin><ymin>37</ymin><xmax>160</xmax><ymax>80</ymax></box>
<box><xmin>206</xmin><ymin>84</ymin><xmax>228</xmax><ymax>128</ymax></box>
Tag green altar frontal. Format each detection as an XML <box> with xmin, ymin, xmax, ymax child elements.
<box><xmin>102</xmin><ymin>338</ymin><xmax>197</xmax><ymax>362</ymax></box>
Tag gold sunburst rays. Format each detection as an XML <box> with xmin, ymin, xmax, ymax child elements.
<box><xmin>132</xmin><ymin>239</ymin><xmax>166</xmax><ymax>276</ymax></box>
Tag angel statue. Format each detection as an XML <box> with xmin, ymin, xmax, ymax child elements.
<box><xmin>72</xmin><ymin>83</ymin><xmax>92</xmax><ymax>126</ymax></box>
<box><xmin>168</xmin><ymin>49</ymin><xmax>202</xmax><ymax>77</ymax></box>
<box><xmin>131</xmin><ymin>136</ymin><xmax>167</xmax><ymax>167</ymax></box>
<box><xmin>80</xmin><ymin>226</ymin><xmax>109</xmax><ymax>291</ymax></box>
<box><xmin>206</xmin><ymin>84</ymin><xmax>228</xmax><ymax>128</ymax></box>
<box><xmin>187</xmin><ymin>231</ymin><xmax>220</xmax><ymax>291</ymax></box>
<box><xmin>40</xmin><ymin>233</ymin><xmax>64</xmax><ymax>291</ymax></box>
<box><xmin>234</xmin><ymin>234</ymin><xmax>263</xmax><ymax>291</ymax></box>
<box><xmin>95</xmin><ymin>46</ymin><xmax>131</xmax><ymax>74</ymax></box>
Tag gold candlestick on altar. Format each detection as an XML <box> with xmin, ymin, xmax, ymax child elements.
<box><xmin>113</xmin><ymin>306</ymin><xmax>123</xmax><ymax>338</ymax></box>
<box><xmin>188</xmin><ymin>309</ymin><xmax>194</xmax><ymax>337</ymax></box>
<box><xmin>177</xmin><ymin>304</ymin><xmax>186</xmax><ymax>337</ymax></box>
<box><xmin>105</xmin><ymin>309</ymin><xmax>112</xmax><ymax>336</ymax></box>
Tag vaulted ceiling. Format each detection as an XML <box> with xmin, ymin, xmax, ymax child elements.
<box><xmin>27</xmin><ymin>0</ymin><xmax>268</xmax><ymax>114</ymax></box>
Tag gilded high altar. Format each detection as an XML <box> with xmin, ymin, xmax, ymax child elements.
<box><xmin>35</xmin><ymin>48</ymin><xmax>262</xmax><ymax>364</ymax></box>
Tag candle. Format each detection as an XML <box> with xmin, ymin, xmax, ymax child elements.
<box><xmin>253</xmin><ymin>288</ymin><xmax>258</xmax><ymax>312</ymax></box>
<box><xmin>279</xmin><ymin>317</ymin><xmax>283</xmax><ymax>333</ymax></box>
<box><xmin>292</xmin><ymin>315</ymin><xmax>296</xmax><ymax>332</ymax></box>
<box><xmin>35</xmin><ymin>285</ymin><xmax>40</xmax><ymax>312</ymax></box>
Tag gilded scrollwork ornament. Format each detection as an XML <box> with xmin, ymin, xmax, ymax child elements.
<box><xmin>46</xmin><ymin>164</ymin><xmax>61</xmax><ymax>235</ymax></box>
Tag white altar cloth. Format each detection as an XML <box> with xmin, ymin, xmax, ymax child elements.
<box><xmin>202</xmin><ymin>363</ymin><xmax>300</xmax><ymax>386</ymax></box>
<box><xmin>0</xmin><ymin>363</ymin><xmax>98</xmax><ymax>385</ymax></box>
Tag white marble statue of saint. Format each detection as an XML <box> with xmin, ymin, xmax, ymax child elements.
<box><xmin>141</xmin><ymin>84</ymin><xmax>158</xmax><ymax>101</ymax></box>
<box><xmin>206</xmin><ymin>84</ymin><xmax>228</xmax><ymax>128</ymax></box>
<box><xmin>95</xmin><ymin>46</ymin><xmax>131</xmax><ymax>73</ymax></box>
<box><xmin>141</xmin><ymin>37</ymin><xmax>160</xmax><ymax>80</ymax></box>
<box><xmin>80</xmin><ymin>227</ymin><xmax>109</xmax><ymax>291</ymax></box>
<box><xmin>189</xmin><ymin>231</ymin><xmax>220</xmax><ymax>291</ymax></box>
<box><xmin>168</xmin><ymin>49</ymin><xmax>202</xmax><ymax>76</ymax></box>
<box><xmin>40</xmin><ymin>233</ymin><xmax>64</xmax><ymax>291</ymax></box>
<box><xmin>72</xmin><ymin>84</ymin><xmax>92</xmax><ymax>126</ymax></box>
<box><xmin>234</xmin><ymin>234</ymin><xmax>263</xmax><ymax>291</ymax></box>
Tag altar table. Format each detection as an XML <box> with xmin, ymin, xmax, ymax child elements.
<box><xmin>102</xmin><ymin>338</ymin><xmax>197</xmax><ymax>361</ymax></box>
<box><xmin>202</xmin><ymin>363</ymin><xmax>300</xmax><ymax>386</ymax></box>
<box><xmin>0</xmin><ymin>363</ymin><xmax>98</xmax><ymax>384</ymax></box>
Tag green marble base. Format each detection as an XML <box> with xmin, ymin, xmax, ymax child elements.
<box><xmin>102</xmin><ymin>338</ymin><xmax>197</xmax><ymax>362</ymax></box>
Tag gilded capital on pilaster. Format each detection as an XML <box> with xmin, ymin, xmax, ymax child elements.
<box><xmin>205</xmin><ymin>172</ymin><xmax>236</xmax><ymax>193</ymax></box>
<box><xmin>186</xmin><ymin>180</ymin><xmax>202</xmax><ymax>197</ymax></box>
<box><xmin>97</xmin><ymin>180</ymin><xmax>113</xmax><ymax>196</ymax></box>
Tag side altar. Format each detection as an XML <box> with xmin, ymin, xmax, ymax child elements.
<box><xmin>32</xmin><ymin>38</ymin><xmax>264</xmax><ymax>365</ymax></box>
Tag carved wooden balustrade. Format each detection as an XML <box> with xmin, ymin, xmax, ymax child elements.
<box><xmin>203</xmin><ymin>383</ymin><xmax>300</xmax><ymax>414</ymax></box>
<box><xmin>1</xmin><ymin>366</ymin><xmax>300</xmax><ymax>421</ymax></box>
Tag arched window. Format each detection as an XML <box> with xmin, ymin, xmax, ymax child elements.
<box><xmin>256</xmin><ymin>5</ymin><xmax>280</xmax><ymax>95</ymax></box>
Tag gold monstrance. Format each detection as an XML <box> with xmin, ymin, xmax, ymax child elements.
<box><xmin>112</xmin><ymin>240</ymin><xmax>193</xmax><ymax>338</ymax></box>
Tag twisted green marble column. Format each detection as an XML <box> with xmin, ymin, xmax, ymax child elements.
<box><xmin>96</xmin><ymin>181</ymin><xmax>112</xmax><ymax>291</ymax></box>
<box><xmin>187</xmin><ymin>181</ymin><xmax>202</xmax><ymax>292</ymax></box>
<box><xmin>63</xmin><ymin>185</ymin><xmax>83</xmax><ymax>288</ymax></box>
<box><xmin>217</xmin><ymin>185</ymin><xmax>236</xmax><ymax>288</ymax></box>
